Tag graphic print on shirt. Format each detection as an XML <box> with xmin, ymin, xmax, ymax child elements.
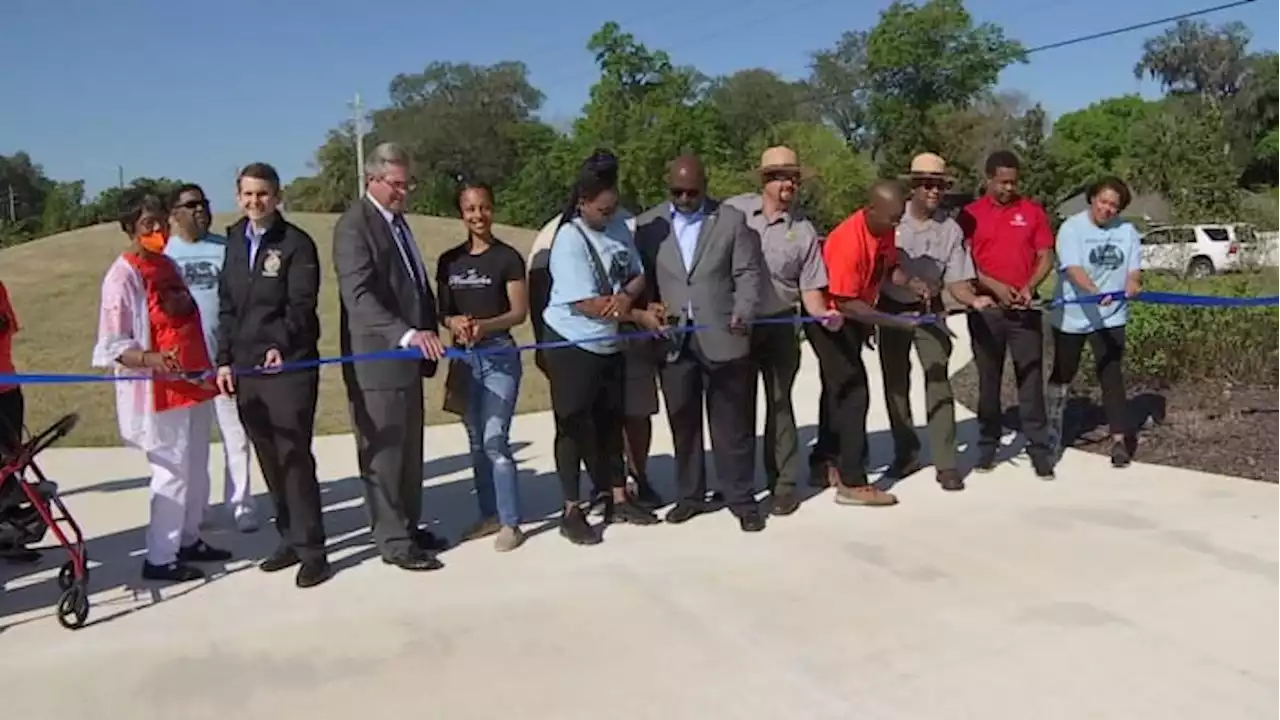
<box><xmin>609</xmin><ymin>249</ymin><xmax>632</xmax><ymax>287</ymax></box>
<box><xmin>448</xmin><ymin>266</ymin><xmax>495</xmax><ymax>291</ymax></box>
<box><xmin>1087</xmin><ymin>243</ymin><xmax>1126</xmax><ymax>271</ymax></box>
<box><xmin>176</xmin><ymin>259</ymin><xmax>220</xmax><ymax>291</ymax></box>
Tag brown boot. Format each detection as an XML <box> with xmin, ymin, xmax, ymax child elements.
<box><xmin>834</xmin><ymin>485</ymin><xmax>898</xmax><ymax>507</ymax></box>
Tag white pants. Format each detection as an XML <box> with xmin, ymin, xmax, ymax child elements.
<box><xmin>145</xmin><ymin>401</ymin><xmax>213</xmax><ymax>565</ymax></box>
<box><xmin>213</xmin><ymin>394</ymin><xmax>252</xmax><ymax>509</ymax></box>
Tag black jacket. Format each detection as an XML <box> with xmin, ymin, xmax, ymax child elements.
<box><xmin>215</xmin><ymin>213</ymin><xmax>321</xmax><ymax>369</ymax></box>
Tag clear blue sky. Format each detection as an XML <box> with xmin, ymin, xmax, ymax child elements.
<box><xmin>2</xmin><ymin>0</ymin><xmax>1275</xmax><ymax>212</ymax></box>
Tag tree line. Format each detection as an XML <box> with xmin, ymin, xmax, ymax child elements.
<box><xmin>3</xmin><ymin>0</ymin><xmax>1276</xmax><ymax>246</ymax></box>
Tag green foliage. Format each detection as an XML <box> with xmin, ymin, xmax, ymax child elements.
<box><xmin>1118</xmin><ymin>272</ymin><xmax>1279</xmax><ymax>386</ymax></box>
<box><xmin>864</xmin><ymin>0</ymin><xmax>1025</xmax><ymax>173</ymax></box>
<box><xmin>1047</xmin><ymin>95</ymin><xmax>1155</xmax><ymax>193</ymax></box>
<box><xmin>1129</xmin><ymin>96</ymin><xmax>1242</xmax><ymax>222</ymax></box>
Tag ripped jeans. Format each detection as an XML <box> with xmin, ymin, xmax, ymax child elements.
<box><xmin>464</xmin><ymin>333</ymin><xmax>523</xmax><ymax>527</ymax></box>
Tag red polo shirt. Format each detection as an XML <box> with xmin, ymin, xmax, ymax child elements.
<box><xmin>823</xmin><ymin>209</ymin><xmax>898</xmax><ymax>307</ymax></box>
<box><xmin>957</xmin><ymin>195</ymin><xmax>1053</xmax><ymax>290</ymax></box>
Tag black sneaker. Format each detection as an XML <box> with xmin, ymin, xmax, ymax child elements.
<box><xmin>886</xmin><ymin>456</ymin><xmax>924</xmax><ymax>479</ymax></box>
<box><xmin>1110</xmin><ymin>441</ymin><xmax>1132</xmax><ymax>468</ymax></box>
<box><xmin>0</xmin><ymin>544</ymin><xmax>41</xmax><ymax>564</ymax></box>
<box><xmin>559</xmin><ymin>507</ymin><xmax>600</xmax><ymax>545</ymax></box>
<box><xmin>142</xmin><ymin>560</ymin><xmax>204</xmax><ymax>582</ymax></box>
<box><xmin>1032</xmin><ymin>456</ymin><xmax>1056</xmax><ymax>480</ymax></box>
<box><xmin>611</xmin><ymin>499</ymin><xmax>660</xmax><ymax>525</ymax></box>
<box><xmin>630</xmin><ymin>480</ymin><xmax>665</xmax><ymax>509</ymax></box>
<box><xmin>178</xmin><ymin>539</ymin><xmax>232</xmax><ymax>563</ymax></box>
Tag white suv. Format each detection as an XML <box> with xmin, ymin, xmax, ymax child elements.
<box><xmin>1138</xmin><ymin>223</ymin><xmax>1247</xmax><ymax>278</ymax></box>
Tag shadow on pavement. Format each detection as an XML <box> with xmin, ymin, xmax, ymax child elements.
<box><xmin>2</xmin><ymin>417</ymin><xmax>1026</xmax><ymax>631</ymax></box>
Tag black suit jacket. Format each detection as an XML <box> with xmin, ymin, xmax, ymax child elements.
<box><xmin>215</xmin><ymin>213</ymin><xmax>321</xmax><ymax>369</ymax></box>
<box><xmin>332</xmin><ymin>197</ymin><xmax>439</xmax><ymax>390</ymax></box>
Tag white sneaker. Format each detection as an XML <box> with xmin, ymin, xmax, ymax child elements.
<box><xmin>232</xmin><ymin>505</ymin><xmax>259</xmax><ymax>533</ymax></box>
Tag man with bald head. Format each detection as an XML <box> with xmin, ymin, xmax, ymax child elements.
<box><xmin>634</xmin><ymin>154</ymin><xmax>767</xmax><ymax>532</ymax></box>
<box><xmin>807</xmin><ymin>179</ymin><xmax>932</xmax><ymax>507</ymax></box>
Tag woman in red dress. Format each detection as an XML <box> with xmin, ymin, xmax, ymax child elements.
<box><xmin>91</xmin><ymin>192</ymin><xmax>231</xmax><ymax>582</ymax></box>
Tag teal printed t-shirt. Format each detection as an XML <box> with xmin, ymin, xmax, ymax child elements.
<box><xmin>165</xmin><ymin>233</ymin><xmax>228</xmax><ymax>355</ymax></box>
<box><xmin>542</xmin><ymin>216</ymin><xmax>642</xmax><ymax>355</ymax></box>
<box><xmin>1051</xmin><ymin>210</ymin><xmax>1141</xmax><ymax>334</ymax></box>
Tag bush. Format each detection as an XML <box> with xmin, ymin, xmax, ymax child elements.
<box><xmin>1089</xmin><ymin>272</ymin><xmax>1278</xmax><ymax>387</ymax></box>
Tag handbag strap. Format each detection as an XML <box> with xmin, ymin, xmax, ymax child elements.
<box><xmin>569</xmin><ymin>220</ymin><xmax>614</xmax><ymax>297</ymax></box>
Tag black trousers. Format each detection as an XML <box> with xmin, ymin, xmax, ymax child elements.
<box><xmin>544</xmin><ymin>334</ymin><xmax>625</xmax><ymax>504</ymax></box>
<box><xmin>237</xmin><ymin>371</ymin><xmax>325</xmax><ymax>561</ymax></box>
<box><xmin>967</xmin><ymin>308</ymin><xmax>1049</xmax><ymax>460</ymax></box>
<box><xmin>1051</xmin><ymin>326</ymin><xmax>1127</xmax><ymax>435</ymax></box>
<box><xmin>660</xmin><ymin>336</ymin><xmax>756</xmax><ymax>514</ymax></box>
<box><xmin>806</xmin><ymin>322</ymin><xmax>872</xmax><ymax>487</ymax></box>
<box><xmin>348</xmin><ymin>380</ymin><xmax>425</xmax><ymax>557</ymax></box>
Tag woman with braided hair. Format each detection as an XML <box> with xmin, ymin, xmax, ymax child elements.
<box><xmin>540</xmin><ymin>150</ymin><xmax>667</xmax><ymax>544</ymax></box>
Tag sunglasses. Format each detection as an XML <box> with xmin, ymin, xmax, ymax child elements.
<box><xmin>763</xmin><ymin>171</ymin><xmax>801</xmax><ymax>184</ymax></box>
<box><xmin>912</xmin><ymin>180</ymin><xmax>949</xmax><ymax>191</ymax></box>
<box><xmin>176</xmin><ymin>199</ymin><xmax>210</xmax><ymax>210</ymax></box>
<box><xmin>669</xmin><ymin>187</ymin><xmax>701</xmax><ymax>199</ymax></box>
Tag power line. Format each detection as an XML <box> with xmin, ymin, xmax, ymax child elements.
<box><xmin>789</xmin><ymin>0</ymin><xmax>1262</xmax><ymax>114</ymax></box>
<box><xmin>1024</xmin><ymin>0</ymin><xmax>1258</xmax><ymax>54</ymax></box>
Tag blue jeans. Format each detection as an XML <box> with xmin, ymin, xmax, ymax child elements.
<box><xmin>464</xmin><ymin>334</ymin><xmax>523</xmax><ymax>527</ymax></box>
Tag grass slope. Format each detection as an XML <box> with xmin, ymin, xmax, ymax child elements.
<box><xmin>1</xmin><ymin>213</ymin><xmax>545</xmax><ymax>446</ymax></box>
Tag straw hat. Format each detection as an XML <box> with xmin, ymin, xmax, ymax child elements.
<box><xmin>902</xmin><ymin>152</ymin><xmax>954</xmax><ymax>185</ymax></box>
<box><xmin>755</xmin><ymin>146</ymin><xmax>813</xmax><ymax>179</ymax></box>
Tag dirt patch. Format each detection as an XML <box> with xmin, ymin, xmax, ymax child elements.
<box><xmin>951</xmin><ymin>356</ymin><xmax>1279</xmax><ymax>483</ymax></box>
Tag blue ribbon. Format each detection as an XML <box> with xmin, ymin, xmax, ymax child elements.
<box><xmin>1060</xmin><ymin>290</ymin><xmax>1279</xmax><ymax>308</ymax></box>
<box><xmin>0</xmin><ymin>314</ymin><xmax>939</xmax><ymax>386</ymax></box>
<box><xmin>0</xmin><ymin>291</ymin><xmax>1268</xmax><ymax>386</ymax></box>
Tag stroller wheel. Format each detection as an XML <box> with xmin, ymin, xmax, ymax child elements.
<box><xmin>57</xmin><ymin>559</ymin><xmax>88</xmax><ymax>591</ymax></box>
<box><xmin>56</xmin><ymin>586</ymin><xmax>89</xmax><ymax>630</ymax></box>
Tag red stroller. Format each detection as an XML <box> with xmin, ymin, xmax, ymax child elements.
<box><xmin>0</xmin><ymin>413</ymin><xmax>89</xmax><ymax>629</ymax></box>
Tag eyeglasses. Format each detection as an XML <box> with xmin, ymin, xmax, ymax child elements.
<box><xmin>668</xmin><ymin>187</ymin><xmax>701</xmax><ymax>199</ymax></box>
<box><xmin>176</xmin><ymin>199</ymin><xmax>210</xmax><ymax>210</ymax></box>
<box><xmin>913</xmin><ymin>180</ymin><xmax>948</xmax><ymax>191</ymax></box>
<box><xmin>377</xmin><ymin>176</ymin><xmax>417</xmax><ymax>193</ymax></box>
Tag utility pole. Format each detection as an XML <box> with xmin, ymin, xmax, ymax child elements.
<box><xmin>2</xmin><ymin>186</ymin><xmax>14</xmax><ymax>223</ymax></box>
<box><xmin>117</xmin><ymin>165</ymin><xmax>124</xmax><ymax>190</ymax></box>
<box><xmin>349</xmin><ymin>92</ymin><xmax>367</xmax><ymax>200</ymax></box>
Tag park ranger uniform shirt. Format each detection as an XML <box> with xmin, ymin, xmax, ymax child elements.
<box><xmin>881</xmin><ymin>209</ymin><xmax>974</xmax><ymax>308</ymax></box>
<box><xmin>724</xmin><ymin>194</ymin><xmax>827</xmax><ymax>317</ymax></box>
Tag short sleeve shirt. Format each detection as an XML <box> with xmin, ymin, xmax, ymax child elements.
<box><xmin>724</xmin><ymin>194</ymin><xmax>827</xmax><ymax>316</ymax></box>
<box><xmin>435</xmin><ymin>239</ymin><xmax>526</xmax><ymax>323</ymax></box>
<box><xmin>1050</xmin><ymin>211</ymin><xmax>1142</xmax><ymax>334</ymax></box>
<box><xmin>164</xmin><ymin>233</ymin><xmax>228</xmax><ymax>358</ymax></box>
<box><xmin>957</xmin><ymin>195</ymin><xmax>1053</xmax><ymax>290</ymax></box>
<box><xmin>823</xmin><ymin>209</ymin><xmax>897</xmax><ymax>307</ymax></box>
<box><xmin>543</xmin><ymin>216</ymin><xmax>643</xmax><ymax>355</ymax></box>
<box><xmin>882</xmin><ymin>211</ymin><xmax>974</xmax><ymax>304</ymax></box>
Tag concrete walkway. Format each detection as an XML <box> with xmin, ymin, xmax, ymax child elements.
<box><xmin>2</xmin><ymin>317</ymin><xmax>1276</xmax><ymax>720</ymax></box>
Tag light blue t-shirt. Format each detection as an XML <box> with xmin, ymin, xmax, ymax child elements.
<box><xmin>543</xmin><ymin>216</ymin><xmax>643</xmax><ymax>355</ymax></box>
<box><xmin>165</xmin><ymin>233</ymin><xmax>228</xmax><ymax>355</ymax></box>
<box><xmin>1051</xmin><ymin>211</ymin><xmax>1141</xmax><ymax>334</ymax></box>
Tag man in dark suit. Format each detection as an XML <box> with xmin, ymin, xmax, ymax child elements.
<box><xmin>333</xmin><ymin>142</ymin><xmax>447</xmax><ymax>572</ymax></box>
<box><xmin>633</xmin><ymin>155</ymin><xmax>766</xmax><ymax>533</ymax></box>
<box><xmin>214</xmin><ymin>162</ymin><xmax>329</xmax><ymax>588</ymax></box>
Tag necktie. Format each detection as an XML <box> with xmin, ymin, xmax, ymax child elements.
<box><xmin>391</xmin><ymin>216</ymin><xmax>423</xmax><ymax>291</ymax></box>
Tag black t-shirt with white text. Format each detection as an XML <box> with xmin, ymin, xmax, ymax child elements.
<box><xmin>435</xmin><ymin>238</ymin><xmax>526</xmax><ymax>324</ymax></box>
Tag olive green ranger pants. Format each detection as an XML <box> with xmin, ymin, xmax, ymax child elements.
<box><xmin>877</xmin><ymin>321</ymin><xmax>957</xmax><ymax>471</ymax></box>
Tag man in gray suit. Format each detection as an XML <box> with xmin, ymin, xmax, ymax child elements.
<box><xmin>333</xmin><ymin>142</ymin><xmax>448</xmax><ymax>572</ymax></box>
<box><xmin>634</xmin><ymin>155</ymin><xmax>766</xmax><ymax>533</ymax></box>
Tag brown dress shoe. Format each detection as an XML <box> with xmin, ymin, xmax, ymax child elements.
<box><xmin>936</xmin><ymin>469</ymin><xmax>964</xmax><ymax>492</ymax></box>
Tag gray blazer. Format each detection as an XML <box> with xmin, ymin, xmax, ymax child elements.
<box><xmin>333</xmin><ymin>197</ymin><xmax>440</xmax><ymax>391</ymax></box>
<box><xmin>634</xmin><ymin>199</ymin><xmax>763</xmax><ymax>362</ymax></box>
